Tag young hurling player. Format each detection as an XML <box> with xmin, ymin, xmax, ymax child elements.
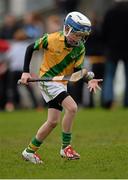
<box><xmin>21</xmin><ymin>11</ymin><xmax>102</xmax><ymax>164</ymax></box>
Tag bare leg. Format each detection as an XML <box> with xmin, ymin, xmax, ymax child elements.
<box><xmin>36</xmin><ymin>108</ymin><xmax>61</xmax><ymax>142</ymax></box>
<box><xmin>60</xmin><ymin>96</ymin><xmax>80</xmax><ymax>159</ymax></box>
<box><xmin>22</xmin><ymin>108</ymin><xmax>61</xmax><ymax>164</ymax></box>
<box><xmin>61</xmin><ymin>95</ymin><xmax>78</xmax><ymax>132</ymax></box>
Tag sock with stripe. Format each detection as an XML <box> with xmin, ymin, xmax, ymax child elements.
<box><xmin>62</xmin><ymin>132</ymin><xmax>72</xmax><ymax>149</ymax></box>
<box><xmin>26</xmin><ymin>137</ymin><xmax>42</xmax><ymax>153</ymax></box>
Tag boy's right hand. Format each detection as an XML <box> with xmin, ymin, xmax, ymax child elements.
<box><xmin>20</xmin><ymin>72</ymin><xmax>32</xmax><ymax>85</ymax></box>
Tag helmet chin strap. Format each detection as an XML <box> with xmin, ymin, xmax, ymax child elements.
<box><xmin>83</xmin><ymin>36</ymin><xmax>89</xmax><ymax>43</ymax></box>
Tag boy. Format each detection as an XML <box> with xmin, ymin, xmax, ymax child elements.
<box><xmin>20</xmin><ymin>11</ymin><xmax>102</xmax><ymax>164</ymax></box>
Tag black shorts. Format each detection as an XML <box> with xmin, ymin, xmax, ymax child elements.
<box><xmin>48</xmin><ymin>91</ymin><xmax>69</xmax><ymax>111</ymax></box>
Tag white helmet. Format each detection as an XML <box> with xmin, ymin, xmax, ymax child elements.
<box><xmin>64</xmin><ymin>11</ymin><xmax>91</xmax><ymax>46</ymax></box>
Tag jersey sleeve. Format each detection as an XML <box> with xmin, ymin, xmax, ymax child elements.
<box><xmin>34</xmin><ymin>33</ymin><xmax>48</xmax><ymax>50</ymax></box>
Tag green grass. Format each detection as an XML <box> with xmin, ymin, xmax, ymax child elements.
<box><xmin>0</xmin><ymin>108</ymin><xmax>128</xmax><ymax>178</ymax></box>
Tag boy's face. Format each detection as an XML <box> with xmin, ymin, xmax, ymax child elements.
<box><xmin>66</xmin><ymin>33</ymin><xmax>81</xmax><ymax>46</ymax></box>
<box><xmin>65</xmin><ymin>26</ymin><xmax>89</xmax><ymax>46</ymax></box>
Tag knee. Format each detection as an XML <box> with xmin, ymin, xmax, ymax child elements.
<box><xmin>67</xmin><ymin>103</ymin><xmax>78</xmax><ymax>114</ymax></box>
<box><xmin>47</xmin><ymin>120</ymin><xmax>58</xmax><ymax>128</ymax></box>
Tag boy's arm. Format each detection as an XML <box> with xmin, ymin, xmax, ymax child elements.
<box><xmin>21</xmin><ymin>34</ymin><xmax>48</xmax><ymax>84</ymax></box>
<box><xmin>23</xmin><ymin>43</ymin><xmax>35</xmax><ymax>73</ymax></box>
<box><xmin>23</xmin><ymin>34</ymin><xmax>48</xmax><ymax>73</ymax></box>
<box><xmin>21</xmin><ymin>43</ymin><xmax>35</xmax><ymax>84</ymax></box>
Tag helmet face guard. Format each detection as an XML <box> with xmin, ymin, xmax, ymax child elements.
<box><xmin>64</xmin><ymin>12</ymin><xmax>91</xmax><ymax>46</ymax></box>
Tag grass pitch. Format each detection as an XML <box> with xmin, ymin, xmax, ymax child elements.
<box><xmin>0</xmin><ymin>108</ymin><xmax>128</xmax><ymax>179</ymax></box>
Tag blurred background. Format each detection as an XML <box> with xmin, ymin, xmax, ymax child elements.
<box><xmin>0</xmin><ymin>0</ymin><xmax>128</xmax><ymax>111</ymax></box>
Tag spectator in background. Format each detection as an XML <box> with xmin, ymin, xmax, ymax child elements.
<box><xmin>22</xmin><ymin>12</ymin><xmax>44</xmax><ymax>39</ymax></box>
<box><xmin>0</xmin><ymin>39</ymin><xmax>10</xmax><ymax>110</ymax></box>
<box><xmin>0</xmin><ymin>14</ymin><xmax>20</xmax><ymax>39</ymax></box>
<box><xmin>101</xmin><ymin>0</ymin><xmax>128</xmax><ymax>109</ymax></box>
<box><xmin>55</xmin><ymin>0</ymin><xmax>81</xmax><ymax>21</ymax></box>
<box><xmin>5</xmin><ymin>29</ymin><xmax>40</xmax><ymax>111</ymax></box>
<box><xmin>46</xmin><ymin>15</ymin><xmax>62</xmax><ymax>33</ymax></box>
<box><xmin>85</xmin><ymin>12</ymin><xmax>105</xmax><ymax>107</ymax></box>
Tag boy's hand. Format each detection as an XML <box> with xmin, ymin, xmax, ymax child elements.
<box><xmin>87</xmin><ymin>79</ymin><xmax>103</xmax><ymax>93</ymax></box>
<box><xmin>20</xmin><ymin>72</ymin><xmax>32</xmax><ymax>85</ymax></box>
